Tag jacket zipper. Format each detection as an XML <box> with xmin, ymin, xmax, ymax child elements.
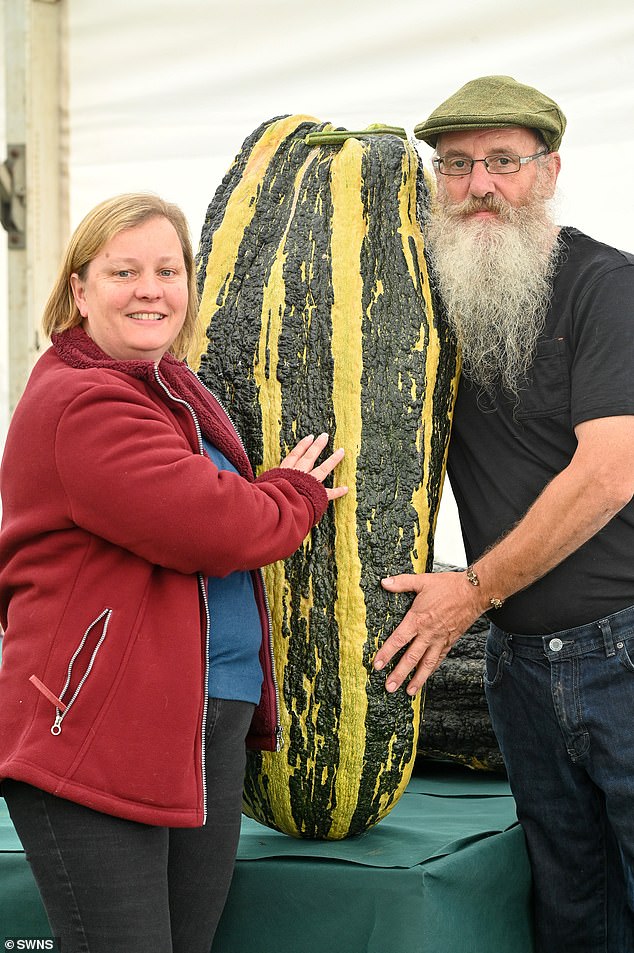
<box><xmin>256</xmin><ymin>568</ymin><xmax>283</xmax><ymax>750</ymax></box>
<box><xmin>30</xmin><ymin>608</ymin><xmax>113</xmax><ymax>736</ymax></box>
<box><xmin>153</xmin><ymin>364</ymin><xmax>209</xmax><ymax>823</ymax></box>
<box><xmin>198</xmin><ymin>572</ymin><xmax>211</xmax><ymax>815</ymax></box>
<box><xmin>192</xmin><ymin>369</ymin><xmax>283</xmax><ymax>749</ymax></box>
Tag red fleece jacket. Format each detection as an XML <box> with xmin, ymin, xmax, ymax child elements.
<box><xmin>0</xmin><ymin>327</ymin><xmax>327</xmax><ymax>826</ymax></box>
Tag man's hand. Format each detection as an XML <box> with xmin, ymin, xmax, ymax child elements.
<box><xmin>373</xmin><ymin>415</ymin><xmax>634</xmax><ymax>698</ymax></box>
<box><xmin>373</xmin><ymin>570</ymin><xmax>484</xmax><ymax>696</ymax></box>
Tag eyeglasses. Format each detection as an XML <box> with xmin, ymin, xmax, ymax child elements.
<box><xmin>432</xmin><ymin>150</ymin><xmax>549</xmax><ymax>176</ymax></box>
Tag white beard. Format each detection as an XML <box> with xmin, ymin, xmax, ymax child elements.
<box><xmin>424</xmin><ymin>191</ymin><xmax>562</xmax><ymax>398</ymax></box>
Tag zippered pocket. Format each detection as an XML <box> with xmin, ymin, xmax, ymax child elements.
<box><xmin>30</xmin><ymin>607</ymin><xmax>113</xmax><ymax>736</ymax></box>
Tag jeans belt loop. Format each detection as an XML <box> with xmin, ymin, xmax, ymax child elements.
<box><xmin>598</xmin><ymin>618</ymin><xmax>616</xmax><ymax>657</ymax></box>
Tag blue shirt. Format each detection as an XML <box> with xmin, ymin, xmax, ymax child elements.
<box><xmin>202</xmin><ymin>439</ymin><xmax>263</xmax><ymax>703</ymax></box>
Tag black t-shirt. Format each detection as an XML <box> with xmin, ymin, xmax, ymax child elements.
<box><xmin>447</xmin><ymin>227</ymin><xmax>634</xmax><ymax>634</ymax></box>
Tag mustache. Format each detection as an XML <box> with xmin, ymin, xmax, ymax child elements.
<box><xmin>439</xmin><ymin>194</ymin><xmax>515</xmax><ymax>222</ymax></box>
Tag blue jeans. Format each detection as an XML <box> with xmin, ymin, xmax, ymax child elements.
<box><xmin>3</xmin><ymin>698</ymin><xmax>254</xmax><ymax>953</ymax></box>
<box><xmin>485</xmin><ymin>604</ymin><xmax>634</xmax><ymax>953</ymax></box>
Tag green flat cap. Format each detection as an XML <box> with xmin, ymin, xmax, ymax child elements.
<box><xmin>414</xmin><ymin>75</ymin><xmax>566</xmax><ymax>152</ymax></box>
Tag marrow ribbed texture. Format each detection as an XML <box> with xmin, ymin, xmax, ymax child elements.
<box><xmin>190</xmin><ymin>115</ymin><xmax>459</xmax><ymax>839</ymax></box>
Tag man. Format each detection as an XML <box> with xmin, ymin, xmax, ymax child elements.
<box><xmin>373</xmin><ymin>75</ymin><xmax>634</xmax><ymax>952</ymax></box>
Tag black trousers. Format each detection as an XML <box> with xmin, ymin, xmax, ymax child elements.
<box><xmin>3</xmin><ymin>698</ymin><xmax>255</xmax><ymax>953</ymax></box>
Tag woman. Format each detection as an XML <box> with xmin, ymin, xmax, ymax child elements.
<box><xmin>0</xmin><ymin>193</ymin><xmax>347</xmax><ymax>952</ymax></box>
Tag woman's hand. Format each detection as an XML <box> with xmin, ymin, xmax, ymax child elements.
<box><xmin>280</xmin><ymin>433</ymin><xmax>348</xmax><ymax>501</ymax></box>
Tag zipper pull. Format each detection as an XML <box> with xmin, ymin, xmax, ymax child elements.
<box><xmin>51</xmin><ymin>712</ymin><xmax>63</xmax><ymax>736</ymax></box>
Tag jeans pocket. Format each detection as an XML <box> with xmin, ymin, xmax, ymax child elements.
<box><xmin>616</xmin><ymin>635</ymin><xmax>634</xmax><ymax>674</ymax></box>
<box><xmin>484</xmin><ymin>642</ymin><xmax>506</xmax><ymax>689</ymax></box>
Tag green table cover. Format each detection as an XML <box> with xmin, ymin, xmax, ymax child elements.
<box><xmin>0</xmin><ymin>764</ymin><xmax>534</xmax><ymax>952</ymax></box>
<box><xmin>213</xmin><ymin>765</ymin><xmax>534</xmax><ymax>953</ymax></box>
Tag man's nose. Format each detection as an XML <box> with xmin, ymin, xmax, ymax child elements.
<box><xmin>468</xmin><ymin>159</ymin><xmax>497</xmax><ymax>198</ymax></box>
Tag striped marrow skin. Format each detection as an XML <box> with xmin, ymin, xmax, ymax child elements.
<box><xmin>190</xmin><ymin>115</ymin><xmax>459</xmax><ymax>839</ymax></box>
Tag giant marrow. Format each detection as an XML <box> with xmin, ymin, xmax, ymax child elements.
<box><xmin>190</xmin><ymin>115</ymin><xmax>459</xmax><ymax>839</ymax></box>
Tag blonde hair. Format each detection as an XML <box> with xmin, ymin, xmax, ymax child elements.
<box><xmin>43</xmin><ymin>193</ymin><xmax>199</xmax><ymax>360</ymax></box>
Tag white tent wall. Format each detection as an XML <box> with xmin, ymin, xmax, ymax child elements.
<box><xmin>2</xmin><ymin>0</ymin><xmax>634</xmax><ymax>562</ymax></box>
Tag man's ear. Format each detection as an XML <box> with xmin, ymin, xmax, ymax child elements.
<box><xmin>543</xmin><ymin>151</ymin><xmax>562</xmax><ymax>199</ymax></box>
